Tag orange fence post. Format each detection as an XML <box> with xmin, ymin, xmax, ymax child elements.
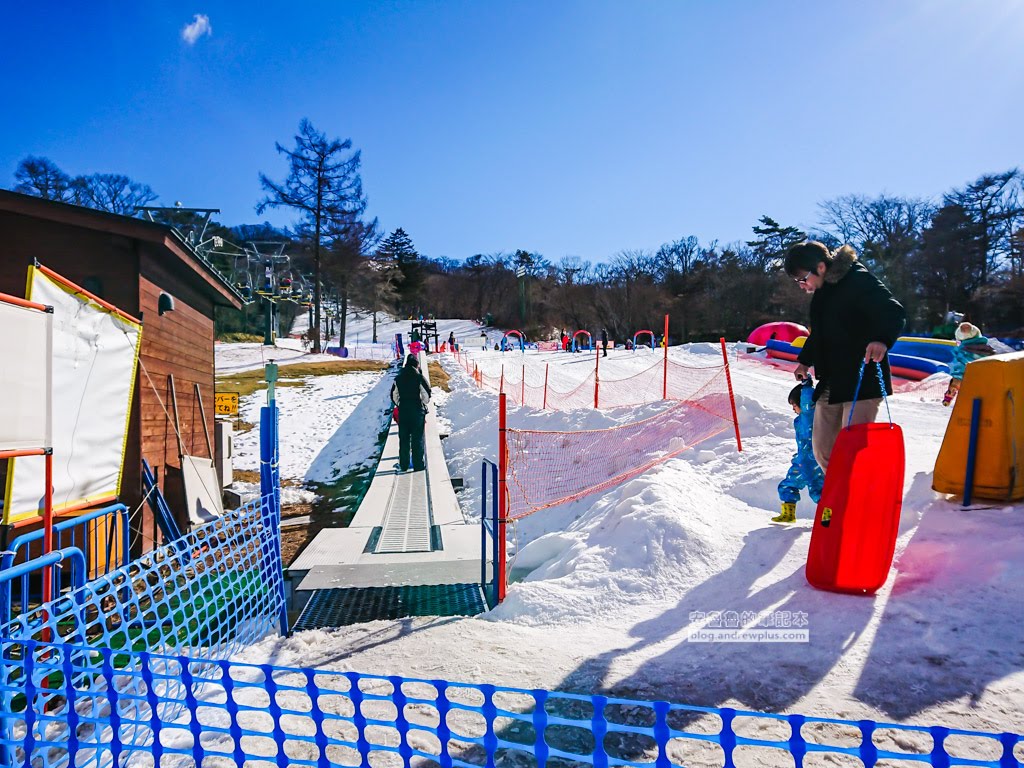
<box><xmin>498</xmin><ymin>393</ymin><xmax>508</xmax><ymax>603</ymax></box>
<box><xmin>720</xmin><ymin>337</ymin><xmax>742</xmax><ymax>452</ymax></box>
<box><xmin>594</xmin><ymin>343</ymin><xmax>600</xmax><ymax>409</ymax></box>
<box><xmin>543</xmin><ymin>364</ymin><xmax>549</xmax><ymax>410</ymax></box>
<box><xmin>662</xmin><ymin>313</ymin><xmax>669</xmax><ymax>400</ymax></box>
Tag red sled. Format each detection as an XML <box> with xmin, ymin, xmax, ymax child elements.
<box><xmin>805</xmin><ymin>422</ymin><xmax>905</xmax><ymax>595</ymax></box>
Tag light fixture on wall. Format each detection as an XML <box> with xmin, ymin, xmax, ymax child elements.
<box><xmin>158</xmin><ymin>292</ymin><xmax>175</xmax><ymax>316</ymax></box>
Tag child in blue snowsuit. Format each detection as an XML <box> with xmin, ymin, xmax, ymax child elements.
<box><xmin>775</xmin><ymin>379</ymin><xmax>825</xmax><ymax>523</ymax></box>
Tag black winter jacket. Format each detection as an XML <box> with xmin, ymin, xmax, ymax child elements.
<box><xmin>797</xmin><ymin>247</ymin><xmax>906</xmax><ymax>405</ymax></box>
<box><xmin>391</xmin><ymin>366</ymin><xmax>431</xmax><ymax>422</ymax></box>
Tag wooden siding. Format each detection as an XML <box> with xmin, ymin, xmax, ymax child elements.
<box><xmin>0</xmin><ymin>210</ymin><xmax>140</xmax><ymax>315</ymax></box>
<box><xmin>135</xmin><ymin>266</ymin><xmax>217</xmax><ymax>553</ymax></box>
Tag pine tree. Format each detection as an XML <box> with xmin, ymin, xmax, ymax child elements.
<box><xmin>747</xmin><ymin>216</ymin><xmax>806</xmax><ymax>273</ymax></box>
<box><xmin>377</xmin><ymin>228</ymin><xmax>422</xmax><ymax>312</ymax></box>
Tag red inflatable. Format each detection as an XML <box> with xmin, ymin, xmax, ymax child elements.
<box><xmin>805</xmin><ymin>422</ymin><xmax>905</xmax><ymax>594</ymax></box>
<box><xmin>747</xmin><ymin>321</ymin><xmax>809</xmax><ymax>346</ymax></box>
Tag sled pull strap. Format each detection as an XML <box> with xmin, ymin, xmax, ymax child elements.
<box><xmin>847</xmin><ymin>360</ymin><xmax>893</xmax><ymax>429</ymax></box>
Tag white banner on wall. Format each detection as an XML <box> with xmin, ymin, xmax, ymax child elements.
<box><xmin>0</xmin><ymin>299</ymin><xmax>52</xmax><ymax>453</ymax></box>
<box><xmin>4</xmin><ymin>265</ymin><xmax>142</xmax><ymax>524</ymax></box>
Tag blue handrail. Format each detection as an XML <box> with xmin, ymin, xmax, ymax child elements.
<box><xmin>0</xmin><ymin>504</ymin><xmax>127</xmax><ymax>623</ymax></box>
<box><xmin>0</xmin><ymin>546</ymin><xmax>87</xmax><ymax>631</ymax></box>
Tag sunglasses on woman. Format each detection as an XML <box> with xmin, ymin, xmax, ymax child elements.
<box><xmin>794</xmin><ymin>270</ymin><xmax>813</xmax><ymax>284</ymax></box>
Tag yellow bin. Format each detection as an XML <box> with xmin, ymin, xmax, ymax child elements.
<box><xmin>933</xmin><ymin>351</ymin><xmax>1024</xmax><ymax>501</ymax></box>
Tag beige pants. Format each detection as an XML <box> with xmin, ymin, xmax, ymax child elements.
<box><xmin>812</xmin><ymin>389</ymin><xmax>882</xmax><ymax>472</ymax></box>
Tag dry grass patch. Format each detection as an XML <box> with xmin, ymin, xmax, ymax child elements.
<box><xmin>216</xmin><ymin>359</ymin><xmax>389</xmax><ymax>399</ymax></box>
<box><xmin>428</xmin><ymin>361</ymin><xmax>451</xmax><ymax>392</ymax></box>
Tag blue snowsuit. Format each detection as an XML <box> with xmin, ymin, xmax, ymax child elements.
<box><xmin>778</xmin><ymin>380</ymin><xmax>825</xmax><ymax>505</ymax></box>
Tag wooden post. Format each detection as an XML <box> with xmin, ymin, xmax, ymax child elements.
<box><xmin>543</xmin><ymin>364</ymin><xmax>549</xmax><ymax>410</ymax></box>
<box><xmin>498</xmin><ymin>393</ymin><xmax>508</xmax><ymax>603</ymax></box>
<box><xmin>720</xmin><ymin>337</ymin><xmax>742</xmax><ymax>452</ymax></box>
<box><xmin>594</xmin><ymin>342</ymin><xmax>600</xmax><ymax>408</ymax></box>
<box><xmin>662</xmin><ymin>313</ymin><xmax>669</xmax><ymax>400</ymax></box>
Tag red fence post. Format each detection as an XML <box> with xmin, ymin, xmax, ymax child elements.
<box><xmin>498</xmin><ymin>393</ymin><xmax>508</xmax><ymax>603</ymax></box>
<box><xmin>720</xmin><ymin>337</ymin><xmax>742</xmax><ymax>452</ymax></box>
<box><xmin>543</xmin><ymin>363</ymin><xmax>549</xmax><ymax>410</ymax></box>
<box><xmin>594</xmin><ymin>343</ymin><xmax>600</xmax><ymax>408</ymax></box>
<box><xmin>662</xmin><ymin>313</ymin><xmax>669</xmax><ymax>400</ymax></box>
<box><xmin>500</xmin><ymin>366</ymin><xmax>504</xmax><ymax>394</ymax></box>
<box><xmin>42</xmin><ymin>451</ymin><xmax>54</xmax><ymax>605</ymax></box>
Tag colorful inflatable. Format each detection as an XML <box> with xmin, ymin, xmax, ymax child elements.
<box><xmin>748</xmin><ymin>321</ymin><xmax>809</xmax><ymax>346</ymax></box>
<box><xmin>767</xmin><ymin>339</ymin><xmax>949</xmax><ymax>381</ymax></box>
<box><xmin>891</xmin><ymin>337</ymin><xmax>956</xmax><ymax>364</ymax></box>
<box><xmin>765</xmin><ymin>338</ymin><xmax>801</xmax><ymax>362</ymax></box>
<box><xmin>887</xmin><ymin>353</ymin><xmax>949</xmax><ymax>381</ymax></box>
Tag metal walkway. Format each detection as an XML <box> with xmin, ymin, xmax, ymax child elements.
<box><xmin>375</xmin><ymin>470</ymin><xmax>433</xmax><ymax>553</ymax></box>
<box><xmin>289</xmin><ymin>353</ymin><xmax>488</xmax><ymax>627</ymax></box>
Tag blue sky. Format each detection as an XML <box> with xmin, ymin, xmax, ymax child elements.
<box><xmin>2</xmin><ymin>1</ymin><xmax>1022</xmax><ymax>262</ymax></box>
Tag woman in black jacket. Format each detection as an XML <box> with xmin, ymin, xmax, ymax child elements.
<box><xmin>785</xmin><ymin>242</ymin><xmax>906</xmax><ymax>472</ymax></box>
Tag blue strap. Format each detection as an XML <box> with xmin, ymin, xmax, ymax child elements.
<box><xmin>846</xmin><ymin>360</ymin><xmax>893</xmax><ymax>429</ymax></box>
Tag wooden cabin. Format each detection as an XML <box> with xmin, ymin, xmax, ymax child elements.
<box><xmin>0</xmin><ymin>190</ymin><xmax>244</xmax><ymax>555</ymax></box>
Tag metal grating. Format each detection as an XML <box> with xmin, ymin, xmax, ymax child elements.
<box><xmin>375</xmin><ymin>471</ymin><xmax>433</xmax><ymax>553</ymax></box>
<box><xmin>293</xmin><ymin>584</ymin><xmax>487</xmax><ymax>629</ymax></box>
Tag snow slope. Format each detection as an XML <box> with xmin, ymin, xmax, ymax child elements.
<box><xmin>229</xmin><ymin>330</ymin><xmax>1024</xmax><ymax>733</ymax></box>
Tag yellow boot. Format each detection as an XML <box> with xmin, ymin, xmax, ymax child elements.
<box><xmin>772</xmin><ymin>502</ymin><xmax>796</xmax><ymax>523</ymax></box>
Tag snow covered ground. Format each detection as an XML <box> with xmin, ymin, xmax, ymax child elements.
<box><xmin>225</xmin><ymin>315</ymin><xmax>1024</xmax><ymax>734</ymax></box>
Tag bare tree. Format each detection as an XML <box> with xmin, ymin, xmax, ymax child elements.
<box><xmin>73</xmin><ymin>173</ymin><xmax>158</xmax><ymax>214</ymax></box>
<box><xmin>13</xmin><ymin>156</ymin><xmax>74</xmax><ymax>201</ymax></box>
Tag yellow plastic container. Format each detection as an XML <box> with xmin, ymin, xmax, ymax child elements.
<box><xmin>933</xmin><ymin>351</ymin><xmax>1024</xmax><ymax>501</ymax></box>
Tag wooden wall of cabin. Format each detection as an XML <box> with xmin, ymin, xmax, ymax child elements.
<box><xmin>135</xmin><ymin>247</ymin><xmax>217</xmax><ymax>554</ymax></box>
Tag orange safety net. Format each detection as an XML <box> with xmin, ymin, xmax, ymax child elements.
<box><xmin>454</xmin><ymin>347</ymin><xmax>729</xmax><ymax>413</ymax></box>
<box><xmin>505</xmin><ymin>373</ymin><xmax>733</xmax><ymax>519</ymax></box>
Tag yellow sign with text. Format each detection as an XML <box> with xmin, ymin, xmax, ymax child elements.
<box><xmin>215</xmin><ymin>392</ymin><xmax>239</xmax><ymax>416</ymax></box>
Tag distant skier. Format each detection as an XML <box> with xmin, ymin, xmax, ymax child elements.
<box><xmin>943</xmin><ymin>322</ymin><xmax>996</xmax><ymax>406</ymax></box>
<box><xmin>775</xmin><ymin>379</ymin><xmax>824</xmax><ymax>523</ymax></box>
<box><xmin>601</xmin><ymin>328</ymin><xmax>608</xmax><ymax>357</ymax></box>
<box><xmin>448</xmin><ymin>331</ymin><xmax>456</xmax><ymax>351</ymax></box>
<box><xmin>480</xmin><ymin>330</ymin><xmax>488</xmax><ymax>350</ymax></box>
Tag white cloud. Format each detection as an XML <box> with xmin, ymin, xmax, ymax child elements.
<box><xmin>181</xmin><ymin>14</ymin><xmax>212</xmax><ymax>45</ymax></box>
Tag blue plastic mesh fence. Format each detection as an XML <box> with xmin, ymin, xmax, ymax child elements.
<box><xmin>1</xmin><ymin>639</ymin><xmax>1020</xmax><ymax>768</ymax></box>
<box><xmin>1</xmin><ymin>493</ymin><xmax>283</xmax><ymax>657</ymax></box>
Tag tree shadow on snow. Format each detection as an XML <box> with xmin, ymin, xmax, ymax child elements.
<box><xmin>853</xmin><ymin>473</ymin><xmax>1024</xmax><ymax>718</ymax></box>
<box><xmin>556</xmin><ymin>523</ymin><xmax>877</xmax><ymax>718</ymax></box>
